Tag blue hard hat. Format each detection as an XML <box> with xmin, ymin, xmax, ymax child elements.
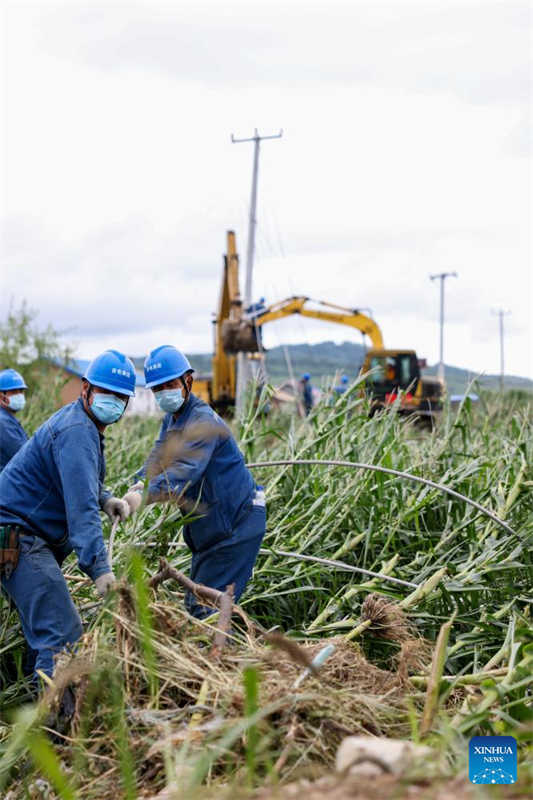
<box><xmin>0</xmin><ymin>368</ymin><xmax>28</xmax><ymax>391</ymax></box>
<box><xmin>84</xmin><ymin>350</ymin><xmax>136</xmax><ymax>396</ymax></box>
<box><xmin>341</xmin><ymin>375</ymin><xmax>349</xmax><ymax>384</ymax></box>
<box><xmin>144</xmin><ymin>345</ymin><xmax>193</xmax><ymax>389</ymax></box>
<box><xmin>302</xmin><ymin>372</ymin><xmax>311</xmax><ymax>381</ymax></box>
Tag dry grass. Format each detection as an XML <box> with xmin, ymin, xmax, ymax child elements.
<box><xmin>18</xmin><ymin>586</ymin><xmax>428</xmax><ymax>799</ymax></box>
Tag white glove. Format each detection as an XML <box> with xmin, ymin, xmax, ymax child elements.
<box><xmin>103</xmin><ymin>496</ymin><xmax>130</xmax><ymax>522</ymax></box>
<box><xmin>94</xmin><ymin>571</ymin><xmax>116</xmax><ymax>597</ymax></box>
<box><xmin>122</xmin><ymin>482</ymin><xmax>144</xmax><ymax>515</ymax></box>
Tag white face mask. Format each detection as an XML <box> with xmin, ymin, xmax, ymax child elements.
<box><xmin>154</xmin><ymin>389</ymin><xmax>185</xmax><ymax>413</ymax></box>
<box><xmin>8</xmin><ymin>393</ymin><xmax>26</xmax><ymax>412</ymax></box>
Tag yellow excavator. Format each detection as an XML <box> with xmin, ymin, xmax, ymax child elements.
<box><xmin>194</xmin><ymin>231</ymin><xmax>443</xmax><ymax>419</ymax></box>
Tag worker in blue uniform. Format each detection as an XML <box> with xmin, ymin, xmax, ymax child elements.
<box><xmin>334</xmin><ymin>374</ymin><xmax>350</xmax><ymax>395</ymax></box>
<box><xmin>0</xmin><ymin>368</ymin><xmax>29</xmax><ymax>471</ymax></box>
<box><xmin>300</xmin><ymin>372</ymin><xmax>313</xmax><ymax>415</ymax></box>
<box><xmin>122</xmin><ymin>345</ymin><xmax>266</xmax><ymax>618</ymax></box>
<box><xmin>0</xmin><ymin>350</ymin><xmax>136</xmax><ymax>686</ymax></box>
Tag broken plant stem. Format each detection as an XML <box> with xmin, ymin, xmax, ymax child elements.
<box><xmin>210</xmin><ymin>583</ymin><xmax>235</xmax><ymax>657</ymax></box>
<box><xmin>150</xmin><ymin>558</ymin><xmax>222</xmax><ymax>607</ymax></box>
<box><xmin>149</xmin><ymin>558</ymin><xmax>263</xmax><ymax>634</ymax></box>
<box><xmin>420</xmin><ymin>613</ymin><xmax>456</xmax><ymax>737</ymax></box>
<box><xmin>409</xmin><ymin>668</ymin><xmax>507</xmax><ymax>688</ymax></box>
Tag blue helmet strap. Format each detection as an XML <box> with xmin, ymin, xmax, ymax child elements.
<box><xmin>84</xmin><ymin>383</ymin><xmax>98</xmax><ymax>423</ymax></box>
<box><xmin>180</xmin><ymin>374</ymin><xmax>190</xmax><ymax>399</ymax></box>
<box><xmin>81</xmin><ymin>382</ymin><xmax>96</xmax><ymax>423</ymax></box>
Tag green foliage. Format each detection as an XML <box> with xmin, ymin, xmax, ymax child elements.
<box><xmin>243</xmin><ymin>666</ymin><xmax>260</xmax><ymax>784</ymax></box>
<box><xmin>129</xmin><ymin>550</ymin><xmax>159</xmax><ymax>702</ymax></box>
<box><xmin>26</xmin><ymin>729</ymin><xmax>78</xmax><ymax>800</ymax></box>
<box><xmin>0</xmin><ymin>299</ymin><xmax>73</xmax><ymax>387</ymax></box>
<box><xmin>0</xmin><ymin>299</ymin><xmax>75</xmax><ymax>434</ymax></box>
<box><xmin>0</xmin><ymin>385</ymin><xmax>531</xmax><ymax>796</ymax></box>
<box><xmin>107</xmin><ymin>669</ymin><xmax>138</xmax><ymax>800</ymax></box>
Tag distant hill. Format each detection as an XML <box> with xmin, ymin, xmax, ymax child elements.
<box><xmin>133</xmin><ymin>341</ymin><xmax>533</xmax><ymax>396</ymax></box>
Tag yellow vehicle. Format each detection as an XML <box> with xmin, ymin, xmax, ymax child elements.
<box><xmin>196</xmin><ymin>231</ymin><xmax>443</xmax><ymax>419</ymax></box>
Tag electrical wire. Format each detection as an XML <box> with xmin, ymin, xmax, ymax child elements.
<box><xmin>246</xmin><ymin>459</ymin><xmax>518</xmax><ymax>537</ymax></box>
<box><xmin>259</xmin><ymin>547</ymin><xmax>417</xmax><ymax>588</ymax></box>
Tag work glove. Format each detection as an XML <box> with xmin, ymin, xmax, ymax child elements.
<box><xmin>94</xmin><ymin>571</ymin><xmax>116</xmax><ymax>597</ymax></box>
<box><xmin>122</xmin><ymin>481</ymin><xmax>144</xmax><ymax>515</ymax></box>
<box><xmin>103</xmin><ymin>496</ymin><xmax>130</xmax><ymax>522</ymax></box>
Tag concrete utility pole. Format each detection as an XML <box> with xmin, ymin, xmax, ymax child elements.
<box><xmin>491</xmin><ymin>308</ymin><xmax>511</xmax><ymax>392</ymax></box>
<box><xmin>429</xmin><ymin>271</ymin><xmax>458</xmax><ymax>382</ymax></box>
<box><xmin>232</xmin><ymin>128</ymin><xmax>283</xmax><ymax>415</ymax></box>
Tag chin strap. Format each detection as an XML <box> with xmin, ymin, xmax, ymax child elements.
<box><xmin>180</xmin><ymin>376</ymin><xmax>191</xmax><ymax>401</ymax></box>
<box><xmin>82</xmin><ymin>384</ymin><xmax>100</xmax><ymax>426</ymax></box>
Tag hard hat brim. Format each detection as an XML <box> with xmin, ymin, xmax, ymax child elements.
<box><xmin>0</xmin><ymin>382</ymin><xmax>28</xmax><ymax>391</ymax></box>
<box><xmin>145</xmin><ymin>368</ymin><xmax>194</xmax><ymax>390</ymax></box>
<box><xmin>88</xmin><ymin>378</ymin><xmax>135</xmax><ymax>397</ymax></box>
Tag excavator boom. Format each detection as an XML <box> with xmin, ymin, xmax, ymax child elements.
<box><xmin>210</xmin><ymin>231</ymin><xmax>241</xmax><ymax>406</ymax></box>
<box><xmin>206</xmin><ymin>231</ymin><xmax>442</xmax><ymax>422</ymax></box>
<box><xmin>255</xmin><ymin>297</ymin><xmax>384</xmax><ymax>349</ymax></box>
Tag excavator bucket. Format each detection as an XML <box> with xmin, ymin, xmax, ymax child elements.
<box><xmin>221</xmin><ymin>320</ymin><xmax>261</xmax><ymax>354</ymax></box>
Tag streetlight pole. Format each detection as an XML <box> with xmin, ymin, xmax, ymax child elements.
<box><xmin>429</xmin><ymin>271</ymin><xmax>458</xmax><ymax>382</ymax></box>
<box><xmin>491</xmin><ymin>309</ymin><xmax>511</xmax><ymax>392</ymax></box>
<box><xmin>231</xmin><ymin>128</ymin><xmax>283</xmax><ymax>415</ymax></box>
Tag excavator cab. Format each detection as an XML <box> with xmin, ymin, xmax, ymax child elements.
<box><xmin>364</xmin><ymin>350</ymin><xmax>420</xmax><ymax>402</ymax></box>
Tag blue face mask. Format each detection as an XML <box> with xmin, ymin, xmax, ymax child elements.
<box><xmin>8</xmin><ymin>393</ymin><xmax>26</xmax><ymax>412</ymax></box>
<box><xmin>154</xmin><ymin>389</ymin><xmax>185</xmax><ymax>414</ymax></box>
<box><xmin>91</xmin><ymin>393</ymin><xmax>126</xmax><ymax>424</ymax></box>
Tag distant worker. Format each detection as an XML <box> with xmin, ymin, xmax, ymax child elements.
<box><xmin>0</xmin><ymin>369</ymin><xmax>29</xmax><ymax>472</ymax></box>
<box><xmin>300</xmin><ymin>372</ymin><xmax>313</xmax><ymax>415</ymax></box>
<box><xmin>334</xmin><ymin>374</ymin><xmax>350</xmax><ymax>395</ymax></box>
<box><xmin>121</xmin><ymin>345</ymin><xmax>266</xmax><ymax>619</ymax></box>
<box><xmin>245</xmin><ymin>297</ymin><xmax>267</xmax><ymax>319</ymax></box>
<box><xmin>0</xmin><ymin>350</ymin><xmax>135</xmax><ymax>688</ymax></box>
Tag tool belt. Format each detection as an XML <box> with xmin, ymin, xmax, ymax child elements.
<box><xmin>0</xmin><ymin>525</ymin><xmax>21</xmax><ymax>579</ymax></box>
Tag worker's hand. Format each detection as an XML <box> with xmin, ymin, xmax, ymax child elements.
<box><xmin>122</xmin><ymin>482</ymin><xmax>144</xmax><ymax>515</ymax></box>
<box><xmin>103</xmin><ymin>496</ymin><xmax>130</xmax><ymax>522</ymax></box>
<box><xmin>94</xmin><ymin>571</ymin><xmax>116</xmax><ymax>597</ymax></box>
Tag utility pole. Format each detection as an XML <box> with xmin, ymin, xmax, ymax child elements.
<box><xmin>429</xmin><ymin>271</ymin><xmax>458</xmax><ymax>382</ymax></box>
<box><xmin>232</xmin><ymin>128</ymin><xmax>283</xmax><ymax>415</ymax></box>
<box><xmin>491</xmin><ymin>309</ymin><xmax>511</xmax><ymax>392</ymax></box>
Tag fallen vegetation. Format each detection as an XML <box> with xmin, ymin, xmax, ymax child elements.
<box><xmin>0</xmin><ymin>385</ymin><xmax>532</xmax><ymax>798</ymax></box>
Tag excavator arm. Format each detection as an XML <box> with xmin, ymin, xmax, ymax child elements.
<box><xmin>210</xmin><ymin>231</ymin><xmax>387</xmax><ymax>410</ymax></box>
<box><xmin>211</xmin><ymin>231</ymin><xmax>241</xmax><ymax>404</ymax></box>
<box><xmin>254</xmin><ymin>296</ymin><xmax>384</xmax><ymax>349</ymax></box>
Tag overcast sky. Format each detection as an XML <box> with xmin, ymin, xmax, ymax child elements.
<box><xmin>1</xmin><ymin>0</ymin><xmax>531</xmax><ymax>377</ymax></box>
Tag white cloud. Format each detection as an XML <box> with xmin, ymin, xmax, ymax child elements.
<box><xmin>1</xmin><ymin>0</ymin><xmax>531</xmax><ymax>378</ymax></box>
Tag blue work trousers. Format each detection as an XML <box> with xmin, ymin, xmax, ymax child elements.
<box><xmin>184</xmin><ymin>504</ymin><xmax>266</xmax><ymax>619</ymax></box>
<box><xmin>1</xmin><ymin>534</ymin><xmax>83</xmax><ymax>684</ymax></box>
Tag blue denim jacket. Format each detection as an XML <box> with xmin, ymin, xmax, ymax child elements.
<box><xmin>0</xmin><ymin>398</ymin><xmax>112</xmax><ymax>580</ymax></box>
<box><xmin>138</xmin><ymin>393</ymin><xmax>255</xmax><ymax>547</ymax></box>
<box><xmin>0</xmin><ymin>406</ymin><xmax>28</xmax><ymax>471</ymax></box>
